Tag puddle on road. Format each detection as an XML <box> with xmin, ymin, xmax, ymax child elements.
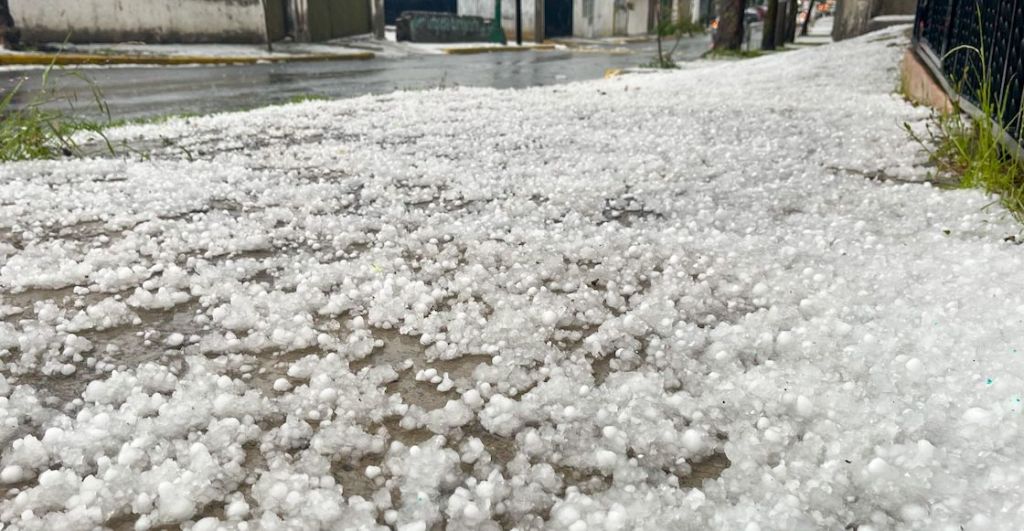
<box><xmin>4</xmin><ymin>299</ymin><xmax>200</xmax><ymax>407</ymax></box>
<box><xmin>356</xmin><ymin>328</ymin><xmax>491</xmax><ymax>413</ymax></box>
<box><xmin>1</xmin><ymin>287</ymin><xmax>78</xmax><ymax>316</ymax></box>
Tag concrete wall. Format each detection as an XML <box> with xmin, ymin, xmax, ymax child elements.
<box><xmin>459</xmin><ymin>0</ymin><xmax>653</xmax><ymax>40</ymax></box>
<box><xmin>626</xmin><ymin>0</ymin><xmax>651</xmax><ymax>35</ymax></box>
<box><xmin>9</xmin><ymin>0</ymin><xmax>268</xmax><ymax>44</ymax></box>
<box><xmin>575</xmin><ymin>0</ymin><xmax>650</xmax><ymax>38</ymax></box>
<box><xmin>669</xmin><ymin>0</ymin><xmax>709</xmax><ymax>24</ymax></box>
<box><xmin>459</xmin><ymin>0</ymin><xmax>537</xmax><ymax>40</ymax></box>
<box><xmin>832</xmin><ymin>0</ymin><xmax>915</xmax><ymax>40</ymax></box>
<box><xmin>877</xmin><ymin>0</ymin><xmax>916</xmax><ymax>15</ymax></box>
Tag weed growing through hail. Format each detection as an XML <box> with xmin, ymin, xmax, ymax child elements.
<box><xmin>907</xmin><ymin>8</ymin><xmax>1024</xmax><ymax>223</ymax></box>
<box><xmin>0</xmin><ymin>58</ymin><xmax>114</xmax><ymax>161</ymax></box>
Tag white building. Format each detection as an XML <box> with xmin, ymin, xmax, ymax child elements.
<box><xmin>7</xmin><ymin>0</ymin><xmax>372</xmax><ymax>44</ymax></box>
<box><xmin>457</xmin><ymin>0</ymin><xmax>707</xmax><ymax>41</ymax></box>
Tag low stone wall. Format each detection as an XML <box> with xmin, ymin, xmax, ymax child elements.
<box><xmin>9</xmin><ymin>0</ymin><xmax>267</xmax><ymax>44</ymax></box>
<box><xmin>395</xmin><ymin>11</ymin><xmax>491</xmax><ymax>42</ymax></box>
<box><xmin>900</xmin><ymin>48</ymin><xmax>953</xmax><ymax>114</ymax></box>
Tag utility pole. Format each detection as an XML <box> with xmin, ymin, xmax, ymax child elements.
<box><xmin>372</xmin><ymin>0</ymin><xmax>385</xmax><ymax>39</ymax></box>
<box><xmin>534</xmin><ymin>0</ymin><xmax>544</xmax><ymax>43</ymax></box>
<box><xmin>260</xmin><ymin>0</ymin><xmax>274</xmax><ymax>52</ymax></box>
<box><xmin>490</xmin><ymin>0</ymin><xmax>507</xmax><ymax>44</ymax></box>
<box><xmin>762</xmin><ymin>0</ymin><xmax>777</xmax><ymax>50</ymax></box>
<box><xmin>800</xmin><ymin>0</ymin><xmax>816</xmax><ymax>36</ymax></box>
<box><xmin>515</xmin><ymin>0</ymin><xmax>523</xmax><ymax>45</ymax></box>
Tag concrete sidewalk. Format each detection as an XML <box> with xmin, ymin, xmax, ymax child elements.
<box><xmin>1</xmin><ymin>32</ymin><xmax>567</xmax><ymax>67</ymax></box>
<box><xmin>3</xmin><ymin>26</ymin><xmax>1022</xmax><ymax>531</ymax></box>
<box><xmin>0</xmin><ymin>42</ymin><xmax>376</xmax><ymax>66</ymax></box>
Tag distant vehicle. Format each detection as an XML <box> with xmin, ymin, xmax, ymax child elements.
<box><xmin>797</xmin><ymin>6</ymin><xmax>823</xmax><ymax>25</ymax></box>
<box><xmin>712</xmin><ymin>8</ymin><xmax>765</xmax><ymax>31</ymax></box>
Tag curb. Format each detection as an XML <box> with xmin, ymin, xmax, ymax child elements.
<box><xmin>0</xmin><ymin>51</ymin><xmax>375</xmax><ymax>66</ymax></box>
<box><xmin>442</xmin><ymin>44</ymin><xmax>556</xmax><ymax>55</ymax></box>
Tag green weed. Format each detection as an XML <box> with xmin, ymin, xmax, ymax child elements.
<box><xmin>908</xmin><ymin>8</ymin><xmax>1024</xmax><ymax>223</ymax></box>
<box><xmin>647</xmin><ymin>13</ymin><xmax>705</xmax><ymax>69</ymax></box>
<box><xmin>704</xmin><ymin>48</ymin><xmax>766</xmax><ymax>60</ymax></box>
<box><xmin>0</xmin><ymin>58</ymin><xmax>115</xmax><ymax>161</ymax></box>
<box><xmin>285</xmin><ymin>93</ymin><xmax>330</xmax><ymax>104</ymax></box>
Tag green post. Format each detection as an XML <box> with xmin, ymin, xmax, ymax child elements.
<box><xmin>489</xmin><ymin>0</ymin><xmax>507</xmax><ymax>44</ymax></box>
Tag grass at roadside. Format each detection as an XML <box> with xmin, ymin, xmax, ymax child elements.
<box><xmin>704</xmin><ymin>48</ymin><xmax>768</xmax><ymax>60</ymax></box>
<box><xmin>904</xmin><ymin>29</ymin><xmax>1024</xmax><ymax>225</ymax></box>
<box><xmin>0</xmin><ymin>60</ymin><xmax>114</xmax><ymax>161</ymax></box>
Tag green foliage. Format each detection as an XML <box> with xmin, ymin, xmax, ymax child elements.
<box><xmin>647</xmin><ymin>13</ymin><xmax>706</xmax><ymax>69</ymax></box>
<box><xmin>705</xmin><ymin>48</ymin><xmax>765</xmax><ymax>59</ymax></box>
<box><xmin>907</xmin><ymin>8</ymin><xmax>1024</xmax><ymax>223</ymax></box>
<box><xmin>656</xmin><ymin>18</ymin><xmax>704</xmax><ymax>39</ymax></box>
<box><xmin>286</xmin><ymin>93</ymin><xmax>330</xmax><ymax>104</ymax></box>
<box><xmin>642</xmin><ymin>56</ymin><xmax>678</xmax><ymax>69</ymax></box>
<box><xmin>0</xmin><ymin>59</ymin><xmax>114</xmax><ymax>162</ymax></box>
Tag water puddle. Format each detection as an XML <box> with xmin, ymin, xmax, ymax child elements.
<box><xmin>356</xmin><ymin>328</ymin><xmax>491</xmax><ymax>414</ymax></box>
<box><xmin>676</xmin><ymin>451</ymin><xmax>731</xmax><ymax>489</ymax></box>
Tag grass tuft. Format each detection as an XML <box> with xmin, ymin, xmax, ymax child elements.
<box><xmin>906</xmin><ymin>9</ymin><xmax>1024</xmax><ymax>224</ymax></box>
<box><xmin>704</xmin><ymin>48</ymin><xmax>766</xmax><ymax>60</ymax></box>
<box><xmin>0</xmin><ymin>57</ymin><xmax>115</xmax><ymax>162</ymax></box>
<box><xmin>286</xmin><ymin>93</ymin><xmax>330</xmax><ymax>104</ymax></box>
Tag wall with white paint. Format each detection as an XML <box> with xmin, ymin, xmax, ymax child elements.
<box><xmin>458</xmin><ymin>0</ymin><xmax>537</xmax><ymax>40</ymax></box>
<box><xmin>574</xmin><ymin>0</ymin><xmax>611</xmax><ymax>38</ymax></box>
<box><xmin>626</xmin><ymin>0</ymin><xmax>650</xmax><ymax>35</ymax></box>
<box><xmin>9</xmin><ymin>0</ymin><xmax>268</xmax><ymax>44</ymax></box>
<box><xmin>575</xmin><ymin>0</ymin><xmax>649</xmax><ymax>38</ymax></box>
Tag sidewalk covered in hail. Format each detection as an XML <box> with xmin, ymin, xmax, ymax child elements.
<box><xmin>1</xmin><ymin>24</ymin><xmax>1022</xmax><ymax>531</ymax></box>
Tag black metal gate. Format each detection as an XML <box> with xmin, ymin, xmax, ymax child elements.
<box><xmin>384</xmin><ymin>0</ymin><xmax>458</xmax><ymax>25</ymax></box>
<box><xmin>545</xmin><ymin>0</ymin><xmax>573</xmax><ymax>38</ymax></box>
<box><xmin>914</xmin><ymin>0</ymin><xmax>1024</xmax><ymax>145</ymax></box>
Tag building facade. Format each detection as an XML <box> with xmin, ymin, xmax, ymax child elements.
<box><xmin>9</xmin><ymin>0</ymin><xmax>268</xmax><ymax>44</ymax></box>
<box><xmin>7</xmin><ymin>0</ymin><xmax>372</xmax><ymax>44</ymax></box>
<box><xmin>832</xmin><ymin>0</ymin><xmax>916</xmax><ymax>40</ymax></box>
<box><xmin>458</xmin><ymin>0</ymin><xmax>698</xmax><ymax>40</ymax></box>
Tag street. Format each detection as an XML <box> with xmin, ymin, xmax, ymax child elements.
<box><xmin>2</xmin><ymin>36</ymin><xmax>711</xmax><ymax>121</ymax></box>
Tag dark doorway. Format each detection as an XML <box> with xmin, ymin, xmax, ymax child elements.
<box><xmin>544</xmin><ymin>0</ymin><xmax>573</xmax><ymax>38</ymax></box>
<box><xmin>265</xmin><ymin>0</ymin><xmax>288</xmax><ymax>41</ymax></box>
<box><xmin>307</xmin><ymin>0</ymin><xmax>372</xmax><ymax>40</ymax></box>
<box><xmin>384</xmin><ymin>0</ymin><xmax>458</xmax><ymax>25</ymax></box>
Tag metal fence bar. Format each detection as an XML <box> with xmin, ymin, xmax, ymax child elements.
<box><xmin>914</xmin><ymin>0</ymin><xmax>1024</xmax><ymax>156</ymax></box>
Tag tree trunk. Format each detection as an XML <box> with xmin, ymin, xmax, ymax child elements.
<box><xmin>785</xmin><ymin>0</ymin><xmax>798</xmax><ymax>42</ymax></box>
<box><xmin>774</xmin><ymin>0</ymin><xmax>788</xmax><ymax>48</ymax></box>
<box><xmin>762</xmin><ymin>0</ymin><xmax>778</xmax><ymax>50</ymax></box>
<box><xmin>655</xmin><ymin>0</ymin><xmax>665</xmax><ymax>64</ymax></box>
<box><xmin>801</xmin><ymin>0</ymin><xmax>816</xmax><ymax>36</ymax></box>
<box><xmin>713</xmin><ymin>0</ymin><xmax>744</xmax><ymax>50</ymax></box>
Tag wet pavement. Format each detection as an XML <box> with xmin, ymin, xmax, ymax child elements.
<box><xmin>1</xmin><ymin>36</ymin><xmax>711</xmax><ymax>122</ymax></box>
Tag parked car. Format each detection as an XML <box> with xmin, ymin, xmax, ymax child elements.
<box><xmin>710</xmin><ymin>5</ymin><xmax>766</xmax><ymax>37</ymax></box>
<box><xmin>745</xmin><ymin>6</ymin><xmax>766</xmax><ymax>22</ymax></box>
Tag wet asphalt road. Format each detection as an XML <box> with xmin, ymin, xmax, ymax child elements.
<box><xmin>1</xmin><ymin>36</ymin><xmax>712</xmax><ymax>122</ymax></box>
